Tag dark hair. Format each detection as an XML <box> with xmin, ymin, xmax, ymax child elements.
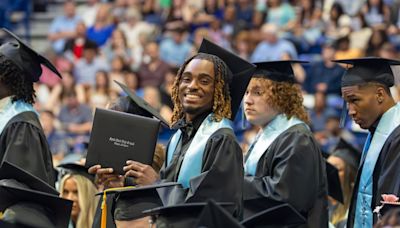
<box><xmin>171</xmin><ymin>53</ymin><xmax>232</xmax><ymax>124</ymax></box>
<box><xmin>0</xmin><ymin>54</ymin><xmax>35</xmax><ymax>104</ymax></box>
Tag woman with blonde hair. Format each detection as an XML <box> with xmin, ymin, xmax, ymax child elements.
<box><xmin>58</xmin><ymin>163</ymin><xmax>99</xmax><ymax>228</ymax></box>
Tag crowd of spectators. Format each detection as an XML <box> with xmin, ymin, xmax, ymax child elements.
<box><xmin>3</xmin><ymin>0</ymin><xmax>400</xmax><ymax>166</ymax></box>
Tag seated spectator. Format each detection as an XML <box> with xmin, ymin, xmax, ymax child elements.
<box><xmin>109</xmin><ymin>56</ymin><xmax>129</xmax><ymax>94</ymax></box>
<box><xmin>101</xmin><ymin>29</ymin><xmax>133</xmax><ymax>67</ymax></box>
<box><xmin>76</xmin><ymin>0</ymin><xmax>100</xmax><ymax>27</ymax></box>
<box><xmin>86</xmin><ymin>3</ymin><xmax>115</xmax><ymax>47</ymax></box>
<box><xmin>138</xmin><ymin>42</ymin><xmax>170</xmax><ymax>88</ymax></box>
<box><xmin>46</xmin><ymin>71</ymin><xmax>86</xmax><ymax>114</ymax></box>
<box><xmin>361</xmin><ymin>0</ymin><xmax>390</xmax><ymax>28</ymax></box>
<box><xmin>366</xmin><ymin>27</ymin><xmax>389</xmax><ymax>56</ymax></box>
<box><xmin>250</xmin><ymin>23</ymin><xmax>297</xmax><ymax>62</ymax></box>
<box><xmin>73</xmin><ymin>41</ymin><xmax>109</xmax><ymax>87</ymax></box>
<box><xmin>47</xmin><ymin>0</ymin><xmax>81</xmax><ymax>54</ymax></box>
<box><xmin>159</xmin><ymin>24</ymin><xmax>193</xmax><ymax>66</ymax></box>
<box><xmin>143</xmin><ymin>86</ymin><xmax>172</xmax><ymax>125</ymax></box>
<box><xmin>88</xmin><ymin>70</ymin><xmax>116</xmax><ymax>110</ymax></box>
<box><xmin>58</xmin><ymin>90</ymin><xmax>93</xmax><ymax>154</ymax></box>
<box><xmin>159</xmin><ymin>66</ymin><xmax>179</xmax><ymax>110</ymax></box>
<box><xmin>334</xmin><ymin>35</ymin><xmax>363</xmax><ymax>60</ymax></box>
<box><xmin>309</xmin><ymin>91</ymin><xmax>337</xmax><ymax>133</ymax></box>
<box><xmin>303</xmin><ymin>41</ymin><xmax>344</xmax><ymax>96</ymax></box>
<box><xmin>232</xmin><ymin>30</ymin><xmax>254</xmax><ymax>60</ymax></box>
<box><xmin>123</xmin><ymin>70</ymin><xmax>141</xmax><ymax>94</ymax></box>
<box><xmin>39</xmin><ymin>110</ymin><xmax>69</xmax><ymax>165</ymax></box>
<box><xmin>265</xmin><ymin>0</ymin><xmax>296</xmax><ymax>28</ymax></box>
<box><xmin>118</xmin><ymin>7</ymin><xmax>156</xmax><ymax>52</ymax></box>
<box><xmin>64</xmin><ymin>21</ymin><xmax>98</xmax><ymax>62</ymax></box>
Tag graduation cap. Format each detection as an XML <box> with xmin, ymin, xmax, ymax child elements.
<box><xmin>198</xmin><ymin>39</ymin><xmax>256</xmax><ymax>119</ymax></box>
<box><xmin>196</xmin><ymin>200</ymin><xmax>244</xmax><ymax>228</ymax></box>
<box><xmin>96</xmin><ymin>182</ymin><xmax>181</xmax><ymax>227</ymax></box>
<box><xmin>332</xmin><ymin>57</ymin><xmax>400</xmax><ymax>127</ymax></box>
<box><xmin>240</xmin><ymin>203</ymin><xmax>306</xmax><ymax>228</ymax></box>
<box><xmin>143</xmin><ymin>202</ymin><xmax>235</xmax><ymax>228</ymax></box>
<box><xmin>333</xmin><ymin>57</ymin><xmax>400</xmax><ymax>88</ymax></box>
<box><xmin>325</xmin><ymin>161</ymin><xmax>344</xmax><ymax>204</ymax></box>
<box><xmin>331</xmin><ymin>138</ymin><xmax>361</xmax><ymax>170</ymax></box>
<box><xmin>0</xmin><ymin>28</ymin><xmax>62</xmax><ymax>82</ymax></box>
<box><xmin>57</xmin><ymin>163</ymin><xmax>95</xmax><ymax>183</ymax></box>
<box><xmin>114</xmin><ymin>80</ymin><xmax>169</xmax><ymax>127</ymax></box>
<box><xmin>253</xmin><ymin>60</ymin><xmax>308</xmax><ymax>83</ymax></box>
<box><xmin>0</xmin><ymin>162</ymin><xmax>72</xmax><ymax>228</ymax></box>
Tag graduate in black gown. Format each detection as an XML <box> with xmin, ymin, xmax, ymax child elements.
<box><xmin>242</xmin><ymin>61</ymin><xmax>329</xmax><ymax>227</ymax></box>
<box><xmin>333</xmin><ymin>58</ymin><xmax>400</xmax><ymax>228</ymax></box>
<box><xmin>89</xmin><ymin>39</ymin><xmax>255</xmax><ymax>224</ymax></box>
<box><xmin>0</xmin><ymin>28</ymin><xmax>62</xmax><ymax>186</ymax></box>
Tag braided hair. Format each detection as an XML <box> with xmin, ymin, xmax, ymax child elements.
<box><xmin>0</xmin><ymin>54</ymin><xmax>35</xmax><ymax>104</ymax></box>
<box><xmin>171</xmin><ymin>53</ymin><xmax>232</xmax><ymax>124</ymax></box>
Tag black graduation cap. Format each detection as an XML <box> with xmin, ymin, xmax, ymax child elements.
<box><xmin>97</xmin><ymin>182</ymin><xmax>181</xmax><ymax>223</ymax></box>
<box><xmin>253</xmin><ymin>60</ymin><xmax>308</xmax><ymax>83</ymax></box>
<box><xmin>57</xmin><ymin>163</ymin><xmax>95</xmax><ymax>183</ymax></box>
<box><xmin>332</xmin><ymin>57</ymin><xmax>400</xmax><ymax>127</ymax></box>
<box><xmin>332</xmin><ymin>57</ymin><xmax>400</xmax><ymax>87</ymax></box>
<box><xmin>331</xmin><ymin>138</ymin><xmax>361</xmax><ymax>170</ymax></box>
<box><xmin>114</xmin><ymin>80</ymin><xmax>170</xmax><ymax>127</ymax></box>
<box><xmin>196</xmin><ymin>200</ymin><xmax>244</xmax><ymax>228</ymax></box>
<box><xmin>325</xmin><ymin>160</ymin><xmax>344</xmax><ymax>204</ymax></box>
<box><xmin>198</xmin><ymin>39</ymin><xmax>256</xmax><ymax>119</ymax></box>
<box><xmin>0</xmin><ymin>28</ymin><xmax>62</xmax><ymax>82</ymax></box>
<box><xmin>240</xmin><ymin>203</ymin><xmax>306</xmax><ymax>228</ymax></box>
<box><xmin>0</xmin><ymin>162</ymin><xmax>72</xmax><ymax>228</ymax></box>
<box><xmin>143</xmin><ymin>202</ymin><xmax>235</xmax><ymax>228</ymax></box>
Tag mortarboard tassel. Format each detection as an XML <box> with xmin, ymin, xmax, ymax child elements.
<box><xmin>100</xmin><ymin>186</ymin><xmax>136</xmax><ymax>228</ymax></box>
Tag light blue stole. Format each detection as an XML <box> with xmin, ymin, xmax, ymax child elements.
<box><xmin>354</xmin><ymin>103</ymin><xmax>400</xmax><ymax>227</ymax></box>
<box><xmin>166</xmin><ymin>113</ymin><xmax>233</xmax><ymax>188</ymax></box>
<box><xmin>244</xmin><ymin>114</ymin><xmax>306</xmax><ymax>176</ymax></box>
<box><xmin>0</xmin><ymin>97</ymin><xmax>36</xmax><ymax>134</ymax></box>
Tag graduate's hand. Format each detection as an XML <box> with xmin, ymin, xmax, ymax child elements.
<box><xmin>123</xmin><ymin>161</ymin><xmax>159</xmax><ymax>186</ymax></box>
<box><xmin>88</xmin><ymin>165</ymin><xmax>125</xmax><ymax>190</ymax></box>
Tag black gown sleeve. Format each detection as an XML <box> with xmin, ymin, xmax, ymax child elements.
<box><xmin>243</xmin><ymin>129</ymin><xmax>321</xmax><ymax>214</ymax></box>
<box><xmin>1</xmin><ymin>120</ymin><xmax>55</xmax><ymax>187</ymax></box>
<box><xmin>184</xmin><ymin>128</ymin><xmax>244</xmax><ymax>217</ymax></box>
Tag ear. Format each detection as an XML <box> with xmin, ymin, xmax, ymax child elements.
<box><xmin>375</xmin><ymin>86</ymin><xmax>386</xmax><ymax>104</ymax></box>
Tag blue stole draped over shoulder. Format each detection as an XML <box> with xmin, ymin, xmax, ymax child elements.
<box><xmin>354</xmin><ymin>103</ymin><xmax>400</xmax><ymax>227</ymax></box>
<box><xmin>244</xmin><ymin>114</ymin><xmax>306</xmax><ymax>176</ymax></box>
<box><xmin>0</xmin><ymin>97</ymin><xmax>36</xmax><ymax>134</ymax></box>
<box><xmin>166</xmin><ymin>113</ymin><xmax>233</xmax><ymax>188</ymax></box>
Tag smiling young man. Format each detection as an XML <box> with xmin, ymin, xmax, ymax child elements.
<box><xmin>333</xmin><ymin>57</ymin><xmax>400</xmax><ymax>228</ymax></box>
<box><xmin>0</xmin><ymin>29</ymin><xmax>61</xmax><ymax>186</ymax></box>
<box><xmin>242</xmin><ymin>61</ymin><xmax>328</xmax><ymax>228</ymax></box>
<box><xmin>89</xmin><ymin>39</ymin><xmax>255</xmax><ymax>224</ymax></box>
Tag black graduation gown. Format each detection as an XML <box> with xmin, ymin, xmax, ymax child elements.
<box><xmin>0</xmin><ymin>111</ymin><xmax>55</xmax><ymax>187</ymax></box>
<box><xmin>243</xmin><ymin>124</ymin><xmax>329</xmax><ymax>228</ymax></box>
<box><xmin>160</xmin><ymin>128</ymin><xmax>244</xmax><ymax>218</ymax></box>
<box><xmin>346</xmin><ymin>125</ymin><xmax>400</xmax><ymax>228</ymax></box>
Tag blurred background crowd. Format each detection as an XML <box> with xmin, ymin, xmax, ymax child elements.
<box><xmin>3</xmin><ymin>0</ymin><xmax>400</xmax><ymax>164</ymax></box>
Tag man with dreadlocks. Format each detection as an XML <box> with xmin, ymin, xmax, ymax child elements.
<box><xmin>242</xmin><ymin>61</ymin><xmax>329</xmax><ymax>227</ymax></box>
<box><xmin>89</xmin><ymin>39</ymin><xmax>255</xmax><ymax>223</ymax></box>
<box><xmin>0</xmin><ymin>29</ymin><xmax>62</xmax><ymax>186</ymax></box>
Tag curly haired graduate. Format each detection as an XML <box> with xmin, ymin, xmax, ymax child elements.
<box><xmin>242</xmin><ymin>60</ymin><xmax>329</xmax><ymax>227</ymax></box>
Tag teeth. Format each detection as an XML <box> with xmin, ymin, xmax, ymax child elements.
<box><xmin>186</xmin><ymin>94</ymin><xmax>200</xmax><ymax>99</ymax></box>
